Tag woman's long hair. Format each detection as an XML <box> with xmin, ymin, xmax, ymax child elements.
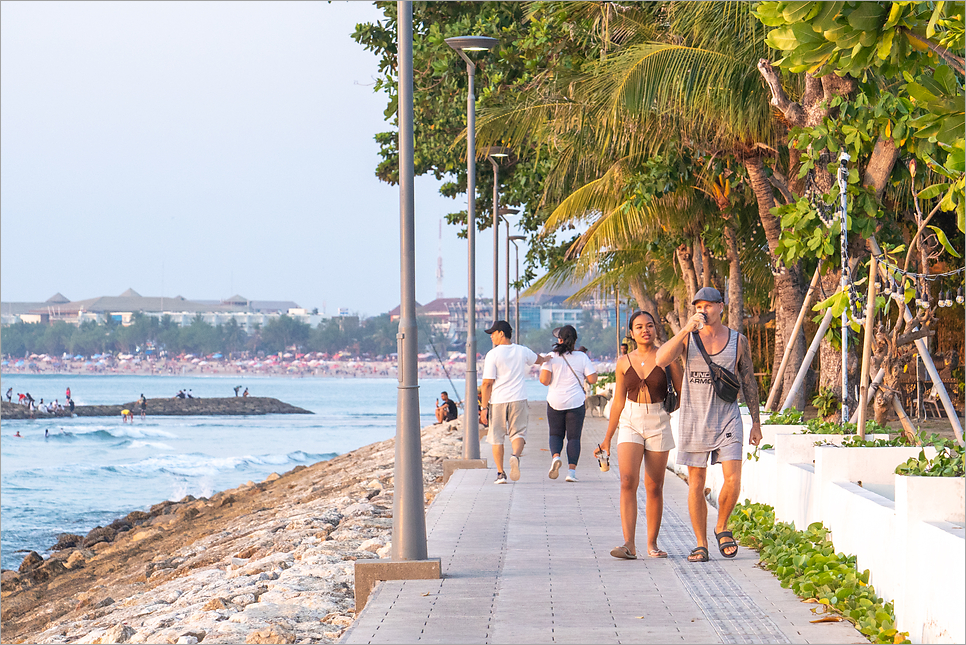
<box><xmin>552</xmin><ymin>325</ymin><xmax>578</xmax><ymax>355</ymax></box>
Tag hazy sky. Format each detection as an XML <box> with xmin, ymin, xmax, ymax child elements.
<box><xmin>1</xmin><ymin>1</ymin><xmax>519</xmax><ymax>317</ymax></box>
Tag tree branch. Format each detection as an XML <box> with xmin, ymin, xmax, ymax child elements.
<box><xmin>757</xmin><ymin>59</ymin><xmax>805</xmax><ymax>127</ymax></box>
<box><xmin>896</xmin><ymin>328</ymin><xmax>935</xmax><ymax>347</ymax></box>
<box><xmin>769</xmin><ymin>169</ymin><xmax>797</xmax><ymax>204</ymax></box>
<box><xmin>900</xmin><ymin>27</ymin><xmax>966</xmax><ymax>75</ymax></box>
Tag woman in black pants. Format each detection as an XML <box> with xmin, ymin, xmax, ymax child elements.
<box><xmin>539</xmin><ymin>325</ymin><xmax>598</xmax><ymax>482</ymax></box>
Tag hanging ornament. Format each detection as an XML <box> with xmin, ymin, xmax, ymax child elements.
<box><xmin>874</xmin><ymin>279</ymin><xmax>882</xmax><ymax>290</ymax></box>
<box><xmin>915</xmin><ymin>287</ymin><xmax>922</xmax><ymax>308</ymax></box>
<box><xmin>957</xmin><ymin>287</ymin><xmax>965</xmax><ymax>305</ymax></box>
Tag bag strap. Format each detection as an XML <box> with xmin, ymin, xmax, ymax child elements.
<box><xmin>691</xmin><ymin>332</ymin><xmax>715</xmax><ymax>369</ymax></box>
<box><xmin>560</xmin><ymin>353</ymin><xmax>585</xmax><ymax>388</ymax></box>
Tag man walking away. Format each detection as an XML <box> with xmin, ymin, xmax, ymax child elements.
<box><xmin>480</xmin><ymin>320</ymin><xmax>548</xmax><ymax>484</ymax></box>
<box><xmin>656</xmin><ymin>287</ymin><xmax>761</xmax><ymax>562</ymax></box>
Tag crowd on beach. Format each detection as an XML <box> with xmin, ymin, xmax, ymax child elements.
<box><xmin>2</xmin><ymin>349</ymin><xmax>617</xmax><ymax>380</ymax></box>
<box><xmin>5</xmin><ymin>385</ymin><xmax>76</xmax><ymax>416</ymax></box>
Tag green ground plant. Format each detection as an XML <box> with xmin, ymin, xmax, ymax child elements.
<box><xmin>730</xmin><ymin>501</ymin><xmax>910</xmax><ymax>644</ymax></box>
<box><xmin>763</xmin><ymin>408</ymin><xmax>804</xmax><ymax>425</ymax></box>
<box><xmin>811</xmin><ymin>387</ymin><xmax>839</xmax><ymax>419</ymax></box>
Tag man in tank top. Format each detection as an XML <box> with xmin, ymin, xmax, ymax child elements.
<box><xmin>656</xmin><ymin>287</ymin><xmax>761</xmax><ymax>563</ymax></box>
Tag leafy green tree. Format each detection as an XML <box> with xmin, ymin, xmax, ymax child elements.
<box><xmin>261</xmin><ymin>315</ymin><xmax>311</xmax><ymax>354</ymax></box>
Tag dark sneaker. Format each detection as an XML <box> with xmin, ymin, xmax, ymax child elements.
<box><xmin>494</xmin><ymin>472</ymin><xmax>508</xmax><ymax>485</ymax></box>
<box><xmin>509</xmin><ymin>455</ymin><xmax>521</xmax><ymax>481</ymax></box>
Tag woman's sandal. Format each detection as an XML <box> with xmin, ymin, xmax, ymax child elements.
<box><xmin>688</xmin><ymin>546</ymin><xmax>710</xmax><ymax>562</ymax></box>
<box><xmin>647</xmin><ymin>548</ymin><xmax>668</xmax><ymax>558</ymax></box>
<box><xmin>715</xmin><ymin>530</ymin><xmax>739</xmax><ymax>558</ymax></box>
<box><xmin>610</xmin><ymin>545</ymin><xmax>637</xmax><ymax>560</ymax></box>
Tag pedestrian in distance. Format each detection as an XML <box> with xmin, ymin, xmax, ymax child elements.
<box><xmin>656</xmin><ymin>287</ymin><xmax>762</xmax><ymax>563</ymax></box>
<box><xmin>480</xmin><ymin>320</ymin><xmax>549</xmax><ymax>484</ymax></box>
<box><xmin>234</xmin><ymin>385</ymin><xmax>242</xmax><ymax>397</ymax></box>
<box><xmin>435</xmin><ymin>391</ymin><xmax>458</xmax><ymax>424</ymax></box>
<box><xmin>600</xmin><ymin>310</ymin><xmax>682</xmax><ymax>559</ymax></box>
<box><xmin>6</xmin><ymin>387</ymin><xmax>12</xmax><ymax>402</ymax></box>
<box><xmin>138</xmin><ymin>394</ymin><xmax>147</xmax><ymax>420</ymax></box>
<box><xmin>539</xmin><ymin>325</ymin><xmax>598</xmax><ymax>483</ymax></box>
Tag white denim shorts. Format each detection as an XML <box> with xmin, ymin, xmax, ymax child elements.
<box><xmin>617</xmin><ymin>399</ymin><xmax>675</xmax><ymax>452</ymax></box>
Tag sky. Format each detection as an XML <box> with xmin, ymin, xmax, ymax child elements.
<box><xmin>0</xmin><ymin>1</ymin><xmax>523</xmax><ymax>318</ymax></box>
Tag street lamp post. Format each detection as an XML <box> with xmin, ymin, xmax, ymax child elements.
<box><xmin>501</xmin><ymin>207</ymin><xmax>519</xmax><ymax>322</ymax></box>
<box><xmin>355</xmin><ymin>2</ymin><xmax>440</xmax><ymax>612</ymax></box>
<box><xmin>446</xmin><ymin>34</ymin><xmax>497</xmax><ymax>461</ymax></box>
<box><xmin>509</xmin><ymin>235</ymin><xmax>526</xmax><ymax>337</ymax></box>
<box><xmin>485</xmin><ymin>147</ymin><xmax>511</xmax><ymax>323</ymax></box>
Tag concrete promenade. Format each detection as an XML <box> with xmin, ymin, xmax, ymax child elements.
<box><xmin>343</xmin><ymin>402</ymin><xmax>867</xmax><ymax>644</ymax></box>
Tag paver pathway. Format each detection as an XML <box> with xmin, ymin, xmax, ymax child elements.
<box><xmin>343</xmin><ymin>402</ymin><xmax>866</xmax><ymax>644</ymax></box>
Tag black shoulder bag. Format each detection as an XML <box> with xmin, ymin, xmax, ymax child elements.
<box><xmin>662</xmin><ymin>366</ymin><xmax>679</xmax><ymax>413</ymax></box>
<box><xmin>691</xmin><ymin>332</ymin><xmax>741</xmax><ymax>404</ymax></box>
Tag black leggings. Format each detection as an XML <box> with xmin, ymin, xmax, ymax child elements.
<box><xmin>547</xmin><ymin>402</ymin><xmax>586</xmax><ymax>466</ymax></box>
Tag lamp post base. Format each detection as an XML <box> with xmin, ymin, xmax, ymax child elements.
<box><xmin>441</xmin><ymin>459</ymin><xmax>488</xmax><ymax>484</ymax></box>
<box><xmin>354</xmin><ymin>558</ymin><xmax>441</xmax><ymax>612</ymax></box>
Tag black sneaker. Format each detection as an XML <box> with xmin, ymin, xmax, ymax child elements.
<box><xmin>494</xmin><ymin>472</ymin><xmax>508</xmax><ymax>485</ymax></box>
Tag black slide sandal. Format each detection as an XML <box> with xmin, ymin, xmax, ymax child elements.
<box><xmin>688</xmin><ymin>546</ymin><xmax>709</xmax><ymax>562</ymax></box>
<box><xmin>715</xmin><ymin>530</ymin><xmax>738</xmax><ymax>558</ymax></box>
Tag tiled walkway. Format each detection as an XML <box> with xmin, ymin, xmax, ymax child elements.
<box><xmin>343</xmin><ymin>403</ymin><xmax>866</xmax><ymax>644</ymax></box>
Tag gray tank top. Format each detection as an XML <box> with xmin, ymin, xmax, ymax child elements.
<box><xmin>678</xmin><ymin>328</ymin><xmax>742</xmax><ymax>452</ymax></box>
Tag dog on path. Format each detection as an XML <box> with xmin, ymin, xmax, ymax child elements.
<box><xmin>586</xmin><ymin>390</ymin><xmax>612</xmax><ymax>417</ymax></box>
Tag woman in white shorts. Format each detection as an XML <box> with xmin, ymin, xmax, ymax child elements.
<box><xmin>600</xmin><ymin>311</ymin><xmax>682</xmax><ymax>559</ymax></box>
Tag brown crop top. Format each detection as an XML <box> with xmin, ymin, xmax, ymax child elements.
<box><xmin>624</xmin><ymin>363</ymin><xmax>667</xmax><ymax>403</ymax></box>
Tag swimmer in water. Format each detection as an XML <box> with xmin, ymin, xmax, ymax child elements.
<box><xmin>14</xmin><ymin>431</ymin><xmax>22</xmax><ymax>437</ymax></box>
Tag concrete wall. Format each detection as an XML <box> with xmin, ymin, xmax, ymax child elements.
<box><xmin>730</xmin><ymin>418</ymin><xmax>964</xmax><ymax>644</ymax></box>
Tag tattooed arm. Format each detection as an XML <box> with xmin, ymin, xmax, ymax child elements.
<box><xmin>737</xmin><ymin>334</ymin><xmax>762</xmax><ymax>445</ymax></box>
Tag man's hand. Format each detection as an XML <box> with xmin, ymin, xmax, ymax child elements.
<box><xmin>479</xmin><ymin>407</ymin><xmax>488</xmax><ymax>424</ymax></box>
<box><xmin>749</xmin><ymin>423</ymin><xmax>762</xmax><ymax>447</ymax></box>
<box><xmin>685</xmin><ymin>312</ymin><xmax>706</xmax><ymax>333</ymax></box>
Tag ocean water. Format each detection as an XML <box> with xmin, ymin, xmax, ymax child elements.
<box><xmin>0</xmin><ymin>374</ymin><xmax>548</xmax><ymax>571</ymax></box>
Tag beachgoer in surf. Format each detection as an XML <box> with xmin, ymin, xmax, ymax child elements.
<box><xmin>14</xmin><ymin>431</ymin><xmax>21</xmax><ymax>437</ymax></box>
<box><xmin>68</xmin><ymin>398</ymin><xmax>75</xmax><ymax>414</ymax></box>
<box><xmin>66</xmin><ymin>387</ymin><xmax>71</xmax><ymax>400</ymax></box>
<box><xmin>138</xmin><ymin>394</ymin><xmax>147</xmax><ymax>419</ymax></box>
<box><xmin>45</xmin><ymin>429</ymin><xmax>49</xmax><ymax>438</ymax></box>
<box><xmin>121</xmin><ymin>409</ymin><xmax>133</xmax><ymax>423</ymax></box>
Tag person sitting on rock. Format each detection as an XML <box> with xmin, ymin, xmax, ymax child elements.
<box><xmin>435</xmin><ymin>391</ymin><xmax>458</xmax><ymax>423</ymax></box>
<box><xmin>243</xmin><ymin>387</ymin><xmax>249</xmax><ymax>397</ymax></box>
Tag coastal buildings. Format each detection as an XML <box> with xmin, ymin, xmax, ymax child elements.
<box><xmin>1</xmin><ymin>290</ymin><xmax>325</xmax><ymax>332</ymax></box>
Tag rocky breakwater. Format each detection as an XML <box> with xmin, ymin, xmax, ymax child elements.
<box><xmin>0</xmin><ymin>417</ymin><xmax>465</xmax><ymax>644</ymax></box>
<box><xmin>0</xmin><ymin>397</ymin><xmax>311</xmax><ymax>420</ymax></box>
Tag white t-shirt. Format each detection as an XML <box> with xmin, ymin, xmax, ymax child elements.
<box><xmin>482</xmin><ymin>343</ymin><xmax>538</xmax><ymax>404</ymax></box>
<box><xmin>541</xmin><ymin>351</ymin><xmax>597</xmax><ymax>410</ymax></box>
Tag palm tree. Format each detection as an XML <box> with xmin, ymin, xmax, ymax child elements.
<box><xmin>480</xmin><ymin>1</ymin><xmax>808</xmax><ymax>404</ymax></box>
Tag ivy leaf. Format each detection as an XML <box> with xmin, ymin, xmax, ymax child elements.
<box><xmin>926</xmin><ymin>225</ymin><xmax>962</xmax><ymax>257</ymax></box>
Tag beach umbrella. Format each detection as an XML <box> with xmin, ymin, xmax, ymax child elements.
<box><xmin>74</xmin><ymin>355</ymin><xmax>84</xmax><ymax>360</ymax></box>
<box><xmin>1</xmin><ymin>361</ymin><xmax>7</xmax><ymax>366</ymax></box>
<box><xmin>212</xmin><ymin>353</ymin><xmax>223</xmax><ymax>359</ymax></box>
<box><xmin>283</xmin><ymin>352</ymin><xmax>293</xmax><ymax>358</ymax></box>
<box><xmin>191</xmin><ymin>358</ymin><xmax>200</xmax><ymax>364</ymax></box>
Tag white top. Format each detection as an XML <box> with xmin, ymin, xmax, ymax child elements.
<box><xmin>482</xmin><ymin>344</ymin><xmax>538</xmax><ymax>404</ymax></box>
<box><xmin>541</xmin><ymin>351</ymin><xmax>597</xmax><ymax>410</ymax></box>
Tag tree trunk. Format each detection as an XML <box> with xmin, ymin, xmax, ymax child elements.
<box><xmin>723</xmin><ymin>224</ymin><xmax>744</xmax><ymax>334</ymax></box>
<box><xmin>676</xmin><ymin>244</ymin><xmax>699</xmax><ymax>305</ymax></box>
<box><xmin>700</xmin><ymin>237</ymin><xmax>713</xmax><ymax>288</ymax></box>
<box><xmin>745</xmin><ymin>154</ymin><xmax>807</xmax><ymax>409</ymax></box>
<box><xmin>628</xmin><ymin>276</ymin><xmax>666</xmax><ymax>342</ymax></box>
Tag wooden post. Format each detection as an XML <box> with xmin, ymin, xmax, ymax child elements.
<box><xmin>856</xmin><ymin>255</ymin><xmax>878</xmax><ymax>439</ymax></box>
<box><xmin>765</xmin><ymin>262</ymin><xmax>823</xmax><ymax>411</ymax></box>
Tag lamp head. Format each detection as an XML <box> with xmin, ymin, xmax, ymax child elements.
<box><xmin>483</xmin><ymin>146</ymin><xmax>512</xmax><ymax>159</ymax></box>
<box><xmin>499</xmin><ymin>207</ymin><xmax>520</xmax><ymax>216</ymax></box>
<box><xmin>445</xmin><ymin>36</ymin><xmax>499</xmax><ymax>52</ymax></box>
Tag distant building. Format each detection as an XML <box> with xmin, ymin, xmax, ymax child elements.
<box><xmin>0</xmin><ymin>290</ymin><xmax>326</xmax><ymax>331</ymax></box>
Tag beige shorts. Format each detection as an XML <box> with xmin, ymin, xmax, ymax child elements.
<box><xmin>487</xmin><ymin>400</ymin><xmax>529</xmax><ymax>445</ymax></box>
<box><xmin>617</xmin><ymin>400</ymin><xmax>675</xmax><ymax>452</ymax></box>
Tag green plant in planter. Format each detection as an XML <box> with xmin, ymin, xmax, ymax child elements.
<box><xmin>802</xmin><ymin>419</ymin><xmax>891</xmax><ymax>436</ymax></box>
<box><xmin>746</xmin><ymin>443</ymin><xmax>774</xmax><ymax>462</ymax></box>
<box><xmin>812</xmin><ymin>387</ymin><xmax>839</xmax><ymax>419</ymax></box>
<box><xmin>594</xmin><ymin>371</ymin><xmax>616</xmax><ymax>392</ymax></box>
<box><xmin>730</xmin><ymin>501</ymin><xmax>909</xmax><ymax>644</ymax></box>
<box><xmin>895</xmin><ymin>437</ymin><xmax>965</xmax><ymax>477</ymax></box>
<box><xmin>763</xmin><ymin>408</ymin><xmax>804</xmax><ymax>425</ymax></box>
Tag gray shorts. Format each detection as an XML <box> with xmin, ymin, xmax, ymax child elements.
<box><xmin>487</xmin><ymin>400</ymin><xmax>528</xmax><ymax>445</ymax></box>
<box><xmin>676</xmin><ymin>440</ymin><xmax>743</xmax><ymax>468</ymax></box>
